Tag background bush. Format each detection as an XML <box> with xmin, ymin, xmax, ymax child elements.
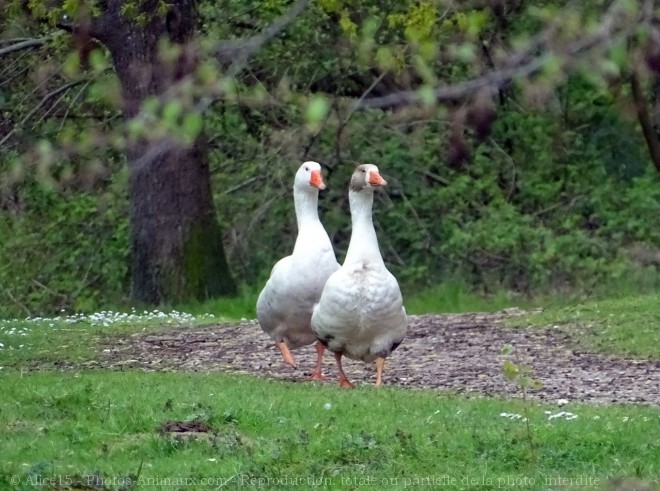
<box><xmin>1</xmin><ymin>1</ymin><xmax>659</xmax><ymax>318</ymax></box>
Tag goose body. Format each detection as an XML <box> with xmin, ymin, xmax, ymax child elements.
<box><xmin>311</xmin><ymin>164</ymin><xmax>407</xmax><ymax>387</ymax></box>
<box><xmin>256</xmin><ymin>161</ymin><xmax>339</xmax><ymax>378</ymax></box>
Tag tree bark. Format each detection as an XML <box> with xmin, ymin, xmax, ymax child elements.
<box><xmin>94</xmin><ymin>0</ymin><xmax>237</xmax><ymax>303</ymax></box>
<box><xmin>630</xmin><ymin>69</ymin><xmax>660</xmax><ymax>174</ymax></box>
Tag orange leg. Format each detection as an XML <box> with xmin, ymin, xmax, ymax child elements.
<box><xmin>277</xmin><ymin>341</ymin><xmax>296</xmax><ymax>368</ymax></box>
<box><xmin>375</xmin><ymin>357</ymin><xmax>385</xmax><ymax>387</ymax></box>
<box><xmin>335</xmin><ymin>351</ymin><xmax>355</xmax><ymax>389</ymax></box>
<box><xmin>307</xmin><ymin>341</ymin><xmax>327</xmax><ymax>381</ymax></box>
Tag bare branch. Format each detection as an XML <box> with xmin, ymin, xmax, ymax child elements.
<box><xmin>342</xmin><ymin>71</ymin><xmax>387</xmax><ymax>125</ymax></box>
<box><xmin>93</xmin><ymin>0</ymin><xmax>649</xmax><ymax>181</ymax></box>
<box><xmin>0</xmin><ymin>37</ymin><xmax>50</xmax><ymax>57</ymax></box>
<box><xmin>421</xmin><ymin>170</ymin><xmax>450</xmax><ymax>186</ymax></box>
<box><xmin>2</xmin><ymin>289</ymin><xmax>32</xmax><ymax>317</ymax></box>
<box><xmin>0</xmin><ymin>38</ymin><xmax>33</xmax><ymax>44</ymax></box>
<box><xmin>0</xmin><ymin>59</ymin><xmax>30</xmax><ymax>86</ymax></box>
<box><xmin>58</xmin><ymin>79</ymin><xmax>94</xmax><ymax>131</ymax></box>
<box><xmin>356</xmin><ymin>0</ymin><xmax>636</xmax><ymax>110</ymax></box>
<box><xmin>488</xmin><ymin>136</ymin><xmax>517</xmax><ymax>200</ymax></box>
<box><xmin>0</xmin><ymin>80</ymin><xmax>88</xmax><ymax>148</ymax></box>
<box><xmin>224</xmin><ymin>176</ymin><xmax>261</xmax><ymax>194</ymax></box>
<box><xmin>217</xmin><ymin>0</ymin><xmax>311</xmax><ymax>74</ymax></box>
<box><xmin>123</xmin><ymin>0</ymin><xmax>310</xmax><ymax>151</ymax></box>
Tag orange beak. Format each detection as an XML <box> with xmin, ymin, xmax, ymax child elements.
<box><xmin>368</xmin><ymin>171</ymin><xmax>387</xmax><ymax>187</ymax></box>
<box><xmin>310</xmin><ymin>169</ymin><xmax>326</xmax><ymax>190</ymax></box>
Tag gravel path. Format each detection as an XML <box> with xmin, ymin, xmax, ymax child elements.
<box><xmin>99</xmin><ymin>309</ymin><xmax>660</xmax><ymax>405</ymax></box>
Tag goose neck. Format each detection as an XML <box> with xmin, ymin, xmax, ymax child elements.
<box><xmin>293</xmin><ymin>187</ymin><xmax>320</xmax><ymax>229</ymax></box>
<box><xmin>292</xmin><ymin>187</ymin><xmax>330</xmax><ymax>256</ymax></box>
<box><xmin>344</xmin><ymin>189</ymin><xmax>383</xmax><ymax>266</ymax></box>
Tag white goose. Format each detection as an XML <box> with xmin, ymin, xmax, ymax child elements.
<box><xmin>256</xmin><ymin>161</ymin><xmax>340</xmax><ymax>380</ymax></box>
<box><xmin>311</xmin><ymin>164</ymin><xmax>407</xmax><ymax>388</ymax></box>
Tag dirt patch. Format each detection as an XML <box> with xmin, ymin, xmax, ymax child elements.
<box><xmin>98</xmin><ymin>310</ymin><xmax>660</xmax><ymax>405</ymax></box>
<box><xmin>158</xmin><ymin>419</ymin><xmax>213</xmax><ymax>434</ymax></box>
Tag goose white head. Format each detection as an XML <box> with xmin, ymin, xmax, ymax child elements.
<box><xmin>295</xmin><ymin>161</ymin><xmax>326</xmax><ymax>191</ymax></box>
<box><xmin>349</xmin><ymin>164</ymin><xmax>387</xmax><ymax>192</ymax></box>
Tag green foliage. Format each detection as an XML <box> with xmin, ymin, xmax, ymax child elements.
<box><xmin>388</xmin><ymin>1</ymin><xmax>439</xmax><ymax>44</ymax></box>
<box><xmin>0</xmin><ymin>156</ymin><xmax>129</xmax><ymax>316</ymax></box>
<box><xmin>501</xmin><ymin>345</ymin><xmax>543</xmax><ymax>395</ymax></box>
<box><xmin>501</xmin><ymin>343</ymin><xmax>542</xmax><ymax>463</ymax></box>
<box><xmin>208</xmin><ymin>84</ymin><xmax>660</xmax><ymax>299</ymax></box>
<box><xmin>1</xmin><ymin>0</ymin><xmax>659</xmax><ymax>316</ymax></box>
<box><xmin>305</xmin><ymin>95</ymin><xmax>330</xmax><ymax>130</ymax></box>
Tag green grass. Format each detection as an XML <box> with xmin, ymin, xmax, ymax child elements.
<box><xmin>0</xmin><ymin>282</ymin><xmax>544</xmax><ymax>371</ymax></box>
<box><xmin>1</xmin><ymin>371</ymin><xmax>659</xmax><ymax>491</ymax></box>
<box><xmin>403</xmin><ymin>278</ymin><xmax>660</xmax><ymax>316</ymax></box>
<box><xmin>403</xmin><ymin>282</ymin><xmax>530</xmax><ymax>314</ymax></box>
<box><xmin>0</xmin><ymin>309</ymin><xmax>219</xmax><ymax>369</ymax></box>
<box><xmin>170</xmin><ymin>285</ymin><xmax>261</xmax><ymax>321</ymax></box>
<box><xmin>3</xmin><ymin>288</ymin><xmax>658</xmax><ymax>367</ymax></box>
<box><xmin>2</xmin><ymin>290</ymin><xmax>660</xmax><ymax>490</ymax></box>
<box><xmin>172</xmin><ymin>281</ymin><xmax>545</xmax><ymax>320</ymax></box>
<box><xmin>509</xmin><ymin>292</ymin><xmax>660</xmax><ymax>358</ymax></box>
<box><xmin>173</xmin><ymin>281</ymin><xmax>530</xmax><ymax>320</ymax></box>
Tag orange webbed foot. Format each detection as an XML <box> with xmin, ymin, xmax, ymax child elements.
<box><xmin>276</xmin><ymin>341</ymin><xmax>296</xmax><ymax>368</ymax></box>
<box><xmin>307</xmin><ymin>371</ymin><xmax>327</xmax><ymax>382</ymax></box>
<box><xmin>339</xmin><ymin>377</ymin><xmax>355</xmax><ymax>389</ymax></box>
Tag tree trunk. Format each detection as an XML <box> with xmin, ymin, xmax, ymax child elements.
<box><xmin>94</xmin><ymin>0</ymin><xmax>237</xmax><ymax>303</ymax></box>
<box><xmin>631</xmin><ymin>69</ymin><xmax>660</xmax><ymax>174</ymax></box>
<box><xmin>126</xmin><ymin>140</ymin><xmax>236</xmax><ymax>303</ymax></box>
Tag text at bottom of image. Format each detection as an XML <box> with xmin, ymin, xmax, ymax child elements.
<box><xmin>13</xmin><ymin>473</ymin><xmax>604</xmax><ymax>488</ymax></box>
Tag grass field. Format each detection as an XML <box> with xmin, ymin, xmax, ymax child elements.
<box><xmin>509</xmin><ymin>292</ymin><xmax>660</xmax><ymax>358</ymax></box>
<box><xmin>1</xmin><ymin>372</ymin><xmax>659</xmax><ymax>490</ymax></box>
<box><xmin>1</xmin><ymin>290</ymin><xmax>659</xmax><ymax>490</ymax></box>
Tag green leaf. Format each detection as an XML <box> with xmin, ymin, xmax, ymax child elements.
<box><xmin>318</xmin><ymin>0</ymin><xmax>340</xmax><ymax>13</ymax></box>
<box><xmin>162</xmin><ymin>100</ymin><xmax>183</xmax><ymax>126</ymax></box>
<box><xmin>456</xmin><ymin>43</ymin><xmax>476</xmax><ymax>63</ymax></box>
<box><xmin>599</xmin><ymin>59</ymin><xmax>620</xmax><ymax>78</ymax></box>
<box><xmin>418</xmin><ymin>85</ymin><xmax>435</xmax><ymax>107</ymax></box>
<box><xmin>465</xmin><ymin>10</ymin><xmax>489</xmax><ymax>38</ymax></box>
<box><xmin>339</xmin><ymin>10</ymin><xmax>358</xmax><ymax>39</ymax></box>
<box><xmin>609</xmin><ymin>40</ymin><xmax>628</xmax><ymax>70</ymax></box>
<box><xmin>361</xmin><ymin>17</ymin><xmax>379</xmax><ymax>40</ymax></box>
<box><xmin>182</xmin><ymin>112</ymin><xmax>203</xmax><ymax>142</ymax></box>
<box><xmin>37</xmin><ymin>139</ymin><xmax>54</xmax><ymax>161</ymax></box>
<box><xmin>197</xmin><ymin>62</ymin><xmax>219</xmax><ymax>86</ymax></box>
<box><xmin>305</xmin><ymin>95</ymin><xmax>329</xmax><ymax>126</ymax></box>
<box><xmin>542</xmin><ymin>54</ymin><xmax>562</xmax><ymax>78</ymax></box>
<box><xmin>501</xmin><ymin>344</ymin><xmax>515</xmax><ymax>355</ymax></box>
<box><xmin>127</xmin><ymin>119</ymin><xmax>143</xmax><ymax>139</ymax></box>
<box><xmin>89</xmin><ymin>50</ymin><xmax>108</xmax><ymax>72</ymax></box>
<box><xmin>63</xmin><ymin>52</ymin><xmax>80</xmax><ymax>78</ymax></box>
<box><xmin>376</xmin><ymin>47</ymin><xmax>394</xmax><ymax>70</ymax></box>
<box><xmin>62</xmin><ymin>0</ymin><xmax>82</xmax><ymax>16</ymax></box>
<box><xmin>502</xmin><ymin>360</ymin><xmax>519</xmax><ymax>381</ymax></box>
<box><xmin>419</xmin><ymin>41</ymin><xmax>437</xmax><ymax>62</ymax></box>
<box><xmin>142</xmin><ymin>97</ymin><xmax>160</xmax><ymax>117</ymax></box>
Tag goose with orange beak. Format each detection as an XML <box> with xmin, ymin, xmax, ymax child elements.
<box><xmin>257</xmin><ymin>161</ymin><xmax>340</xmax><ymax>380</ymax></box>
<box><xmin>311</xmin><ymin>164</ymin><xmax>407</xmax><ymax>388</ymax></box>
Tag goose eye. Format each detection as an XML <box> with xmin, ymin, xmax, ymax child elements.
<box><xmin>304</xmin><ymin>166</ymin><xmax>309</xmax><ymax>171</ymax></box>
<box><xmin>361</xmin><ymin>169</ymin><xmax>366</xmax><ymax>173</ymax></box>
